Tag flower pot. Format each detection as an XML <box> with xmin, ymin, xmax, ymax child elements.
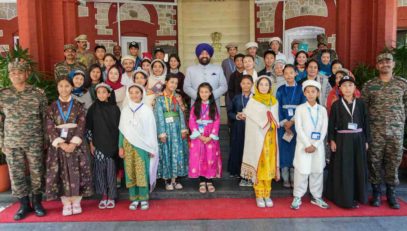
<box><xmin>0</xmin><ymin>164</ymin><xmax>11</xmax><ymax>192</ymax></box>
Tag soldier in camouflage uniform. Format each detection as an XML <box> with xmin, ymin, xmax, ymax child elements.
<box><xmin>0</xmin><ymin>59</ymin><xmax>48</xmax><ymax>220</ymax></box>
<box><xmin>362</xmin><ymin>53</ymin><xmax>407</xmax><ymax>209</ymax></box>
<box><xmin>75</xmin><ymin>34</ymin><xmax>95</xmax><ymax>68</ymax></box>
<box><xmin>54</xmin><ymin>44</ymin><xmax>86</xmax><ymax>81</ymax></box>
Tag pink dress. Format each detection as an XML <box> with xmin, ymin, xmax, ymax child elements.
<box><xmin>188</xmin><ymin>104</ymin><xmax>222</xmax><ymax>179</ymax></box>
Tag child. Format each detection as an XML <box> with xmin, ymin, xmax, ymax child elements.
<box><xmin>258</xmin><ymin>50</ymin><xmax>276</xmax><ymax>77</ymax></box>
<box><xmin>318</xmin><ymin>50</ymin><xmax>332</xmax><ymax>77</ymax></box>
<box><xmin>119</xmin><ymin>84</ymin><xmax>159</xmax><ymax>210</ymax></box>
<box><xmin>291</xmin><ymin>80</ymin><xmax>329</xmax><ymax>210</ymax></box>
<box><xmin>105</xmin><ymin>65</ymin><xmax>126</xmax><ymax>108</ymax></box>
<box><xmin>154</xmin><ymin>74</ymin><xmax>189</xmax><ymax>190</ymax></box>
<box><xmin>325</xmin><ymin>76</ymin><xmax>370</xmax><ymax>208</ymax></box>
<box><xmin>133</xmin><ymin>68</ymin><xmax>149</xmax><ymax>88</ymax></box>
<box><xmin>87</xmin><ymin>64</ymin><xmax>103</xmax><ymax>101</ymax></box>
<box><xmin>147</xmin><ymin>59</ymin><xmax>167</xmax><ymax>106</ymax></box>
<box><xmin>141</xmin><ymin>57</ymin><xmax>151</xmax><ymax>75</ymax></box>
<box><xmin>227</xmin><ymin>75</ymin><xmax>253</xmax><ymax>185</ymax></box>
<box><xmin>86</xmin><ymin>83</ymin><xmax>121</xmax><ymax>209</ymax></box>
<box><xmin>103</xmin><ymin>54</ymin><xmax>117</xmax><ymax>81</ymax></box>
<box><xmin>227</xmin><ymin>53</ymin><xmax>246</xmax><ymax>103</ymax></box>
<box><xmin>276</xmin><ymin>64</ymin><xmax>306</xmax><ymax>188</ymax></box>
<box><xmin>241</xmin><ymin>76</ymin><xmax>280</xmax><ymax>208</ymax></box>
<box><xmin>189</xmin><ymin>82</ymin><xmax>221</xmax><ymax>193</ymax></box>
<box><xmin>45</xmin><ymin>77</ymin><xmax>93</xmax><ymax>216</ymax></box>
<box><xmin>69</xmin><ymin>70</ymin><xmax>93</xmax><ymax>111</ymax></box>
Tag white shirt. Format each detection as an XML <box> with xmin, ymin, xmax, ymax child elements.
<box><xmin>121</xmin><ymin>72</ymin><xmax>134</xmax><ymax>87</ymax></box>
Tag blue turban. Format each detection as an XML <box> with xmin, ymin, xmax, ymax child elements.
<box><xmin>195</xmin><ymin>43</ymin><xmax>214</xmax><ymax>57</ymax></box>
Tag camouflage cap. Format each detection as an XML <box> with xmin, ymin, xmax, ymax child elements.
<box><xmin>376</xmin><ymin>53</ymin><xmax>393</xmax><ymax>63</ymax></box>
<box><xmin>8</xmin><ymin>59</ymin><xmax>29</xmax><ymax>72</ymax></box>
<box><xmin>75</xmin><ymin>34</ymin><xmax>88</xmax><ymax>42</ymax></box>
<box><xmin>64</xmin><ymin>44</ymin><xmax>76</xmax><ymax>51</ymax></box>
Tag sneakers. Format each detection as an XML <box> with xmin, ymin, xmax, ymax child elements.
<box><xmin>264</xmin><ymin>198</ymin><xmax>274</xmax><ymax>207</ymax></box>
<box><xmin>311</xmin><ymin>197</ymin><xmax>329</xmax><ymax>209</ymax></box>
<box><xmin>239</xmin><ymin>179</ymin><xmax>253</xmax><ymax>187</ymax></box>
<box><xmin>291</xmin><ymin>197</ymin><xmax>302</xmax><ymax>210</ymax></box>
<box><xmin>256</xmin><ymin>198</ymin><xmax>266</xmax><ymax>208</ymax></box>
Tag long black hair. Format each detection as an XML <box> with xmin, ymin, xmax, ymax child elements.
<box><xmin>193</xmin><ymin>82</ymin><xmax>217</xmax><ymax>120</ymax></box>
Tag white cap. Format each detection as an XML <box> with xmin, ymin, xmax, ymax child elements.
<box><xmin>245</xmin><ymin>42</ymin><xmax>258</xmax><ymax>49</ymax></box>
<box><xmin>269</xmin><ymin>37</ymin><xmax>282</xmax><ymax>45</ymax></box>
<box><xmin>302</xmin><ymin>80</ymin><xmax>321</xmax><ymax>92</ymax></box>
<box><xmin>121</xmin><ymin>55</ymin><xmax>136</xmax><ymax>64</ymax></box>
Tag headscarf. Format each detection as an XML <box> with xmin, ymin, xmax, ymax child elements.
<box><xmin>148</xmin><ymin>59</ymin><xmax>167</xmax><ymax>94</ymax></box>
<box><xmin>69</xmin><ymin>70</ymin><xmax>86</xmax><ymax>96</ymax></box>
<box><xmin>195</xmin><ymin>43</ymin><xmax>214</xmax><ymax>57</ymax></box>
<box><xmin>105</xmin><ymin>65</ymin><xmax>123</xmax><ymax>90</ymax></box>
<box><xmin>252</xmin><ymin>75</ymin><xmax>277</xmax><ymax>107</ymax></box>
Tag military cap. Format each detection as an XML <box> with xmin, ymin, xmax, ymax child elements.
<box><xmin>129</xmin><ymin>42</ymin><xmax>139</xmax><ymax>49</ymax></box>
<box><xmin>64</xmin><ymin>44</ymin><xmax>76</xmax><ymax>51</ymax></box>
<box><xmin>225</xmin><ymin>42</ymin><xmax>238</xmax><ymax>49</ymax></box>
<box><xmin>376</xmin><ymin>53</ymin><xmax>393</xmax><ymax>63</ymax></box>
<box><xmin>8</xmin><ymin>59</ymin><xmax>29</xmax><ymax>72</ymax></box>
<box><xmin>75</xmin><ymin>34</ymin><xmax>88</xmax><ymax>42</ymax></box>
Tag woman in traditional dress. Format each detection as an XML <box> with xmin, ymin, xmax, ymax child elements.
<box><xmin>45</xmin><ymin>77</ymin><xmax>93</xmax><ymax>216</ymax></box>
<box><xmin>69</xmin><ymin>70</ymin><xmax>93</xmax><ymax>111</ymax></box>
<box><xmin>87</xmin><ymin>64</ymin><xmax>103</xmax><ymax>101</ymax></box>
<box><xmin>118</xmin><ymin>84</ymin><xmax>159</xmax><ymax>210</ymax></box>
<box><xmin>241</xmin><ymin>76</ymin><xmax>280</xmax><ymax>208</ymax></box>
<box><xmin>294</xmin><ymin>51</ymin><xmax>308</xmax><ymax>83</ymax></box>
<box><xmin>105</xmin><ymin>65</ymin><xmax>126</xmax><ymax>108</ymax></box>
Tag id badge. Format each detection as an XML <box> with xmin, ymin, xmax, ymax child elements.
<box><xmin>165</xmin><ymin>117</ymin><xmax>174</xmax><ymax>123</ymax></box>
<box><xmin>198</xmin><ymin>124</ymin><xmax>205</xmax><ymax>134</ymax></box>
<box><xmin>288</xmin><ymin>108</ymin><xmax>294</xmax><ymax>116</ymax></box>
<box><xmin>348</xmin><ymin>123</ymin><xmax>358</xmax><ymax>130</ymax></box>
<box><xmin>60</xmin><ymin>128</ymin><xmax>68</xmax><ymax>139</ymax></box>
<box><xmin>311</xmin><ymin>132</ymin><xmax>321</xmax><ymax>140</ymax></box>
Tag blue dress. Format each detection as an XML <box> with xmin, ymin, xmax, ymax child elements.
<box><xmin>227</xmin><ymin>93</ymin><xmax>250</xmax><ymax>175</ymax></box>
<box><xmin>154</xmin><ymin>96</ymin><xmax>189</xmax><ymax>179</ymax></box>
<box><xmin>276</xmin><ymin>84</ymin><xmax>306</xmax><ymax>168</ymax></box>
<box><xmin>295</xmin><ymin>68</ymin><xmax>307</xmax><ymax>83</ymax></box>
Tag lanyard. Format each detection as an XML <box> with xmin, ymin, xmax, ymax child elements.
<box><xmin>341</xmin><ymin>98</ymin><xmax>356</xmax><ymax>123</ymax></box>
<box><xmin>228</xmin><ymin>58</ymin><xmax>236</xmax><ymax>72</ymax></box>
<box><xmin>307</xmin><ymin>105</ymin><xmax>320</xmax><ymax>130</ymax></box>
<box><xmin>130</xmin><ymin>103</ymin><xmax>144</xmax><ymax>114</ymax></box>
<box><xmin>57</xmin><ymin>99</ymin><xmax>74</xmax><ymax>123</ymax></box>
<box><xmin>201</xmin><ymin>103</ymin><xmax>210</xmax><ymax>118</ymax></box>
<box><xmin>241</xmin><ymin>93</ymin><xmax>251</xmax><ymax>109</ymax></box>
<box><xmin>284</xmin><ymin>83</ymin><xmax>297</xmax><ymax>105</ymax></box>
<box><xmin>164</xmin><ymin>93</ymin><xmax>177</xmax><ymax>112</ymax></box>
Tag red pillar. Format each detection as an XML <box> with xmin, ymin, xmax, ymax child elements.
<box><xmin>17</xmin><ymin>0</ymin><xmax>79</xmax><ymax>74</ymax></box>
<box><xmin>336</xmin><ymin>0</ymin><xmax>397</xmax><ymax>69</ymax></box>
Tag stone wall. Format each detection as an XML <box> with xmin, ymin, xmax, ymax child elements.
<box><xmin>399</xmin><ymin>0</ymin><xmax>407</xmax><ymax>7</ymax></box>
<box><xmin>120</xmin><ymin>3</ymin><xmax>151</xmax><ymax>23</ymax></box>
<box><xmin>285</xmin><ymin>0</ymin><xmax>328</xmax><ymax>19</ymax></box>
<box><xmin>256</xmin><ymin>3</ymin><xmax>278</xmax><ymax>34</ymax></box>
<box><xmin>78</xmin><ymin>5</ymin><xmax>89</xmax><ymax>17</ymax></box>
<box><xmin>0</xmin><ymin>3</ymin><xmax>17</xmax><ymax>20</ymax></box>
<box><xmin>95</xmin><ymin>39</ymin><xmax>117</xmax><ymax>53</ymax></box>
<box><xmin>154</xmin><ymin>5</ymin><xmax>176</xmax><ymax>36</ymax></box>
<box><xmin>94</xmin><ymin>3</ymin><xmax>113</xmax><ymax>36</ymax></box>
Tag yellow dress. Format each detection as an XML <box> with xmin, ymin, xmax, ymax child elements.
<box><xmin>254</xmin><ymin>122</ymin><xmax>277</xmax><ymax>198</ymax></box>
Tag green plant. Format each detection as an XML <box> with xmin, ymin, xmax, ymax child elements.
<box><xmin>0</xmin><ymin>45</ymin><xmax>57</xmax><ymax>102</ymax></box>
<box><xmin>352</xmin><ymin>63</ymin><xmax>378</xmax><ymax>89</ymax></box>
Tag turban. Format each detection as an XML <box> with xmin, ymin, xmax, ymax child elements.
<box><xmin>195</xmin><ymin>43</ymin><xmax>214</xmax><ymax>57</ymax></box>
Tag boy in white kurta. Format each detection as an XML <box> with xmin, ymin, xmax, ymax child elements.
<box><xmin>291</xmin><ymin>80</ymin><xmax>329</xmax><ymax>210</ymax></box>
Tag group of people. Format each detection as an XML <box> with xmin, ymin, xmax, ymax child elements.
<box><xmin>0</xmin><ymin>33</ymin><xmax>406</xmax><ymax>222</ymax></box>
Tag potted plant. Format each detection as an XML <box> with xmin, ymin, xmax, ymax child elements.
<box><xmin>0</xmin><ymin>151</ymin><xmax>10</xmax><ymax>192</ymax></box>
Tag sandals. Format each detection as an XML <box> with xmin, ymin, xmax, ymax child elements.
<box><xmin>129</xmin><ymin>201</ymin><xmax>139</xmax><ymax>210</ymax></box>
<box><xmin>140</xmin><ymin>201</ymin><xmax>149</xmax><ymax>210</ymax></box>
<box><xmin>106</xmin><ymin>200</ymin><xmax>115</xmax><ymax>209</ymax></box>
<box><xmin>199</xmin><ymin>182</ymin><xmax>207</xmax><ymax>193</ymax></box>
<box><xmin>72</xmin><ymin>204</ymin><xmax>82</xmax><ymax>215</ymax></box>
<box><xmin>165</xmin><ymin>183</ymin><xmax>174</xmax><ymax>191</ymax></box>
<box><xmin>173</xmin><ymin>182</ymin><xmax>183</xmax><ymax>190</ymax></box>
<box><xmin>207</xmin><ymin>182</ymin><xmax>216</xmax><ymax>193</ymax></box>
<box><xmin>62</xmin><ymin>205</ymin><xmax>72</xmax><ymax>216</ymax></box>
<box><xmin>98</xmin><ymin>200</ymin><xmax>107</xmax><ymax>209</ymax></box>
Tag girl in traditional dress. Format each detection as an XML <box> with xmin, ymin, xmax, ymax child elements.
<box><xmin>318</xmin><ymin>50</ymin><xmax>332</xmax><ymax>77</ymax></box>
<box><xmin>87</xmin><ymin>64</ymin><xmax>103</xmax><ymax>101</ymax></box>
<box><xmin>146</xmin><ymin>59</ymin><xmax>167</xmax><ymax>106</ymax></box>
<box><xmin>168</xmin><ymin>54</ymin><xmax>189</xmax><ymax>109</ymax></box>
<box><xmin>241</xmin><ymin>75</ymin><xmax>280</xmax><ymax>208</ymax></box>
<box><xmin>276</xmin><ymin>64</ymin><xmax>306</xmax><ymax>188</ymax></box>
<box><xmin>69</xmin><ymin>70</ymin><xmax>93</xmax><ymax>111</ymax></box>
<box><xmin>291</xmin><ymin>80</ymin><xmax>329</xmax><ymax>210</ymax></box>
<box><xmin>45</xmin><ymin>77</ymin><xmax>93</xmax><ymax>216</ymax></box>
<box><xmin>154</xmin><ymin>74</ymin><xmax>189</xmax><ymax>190</ymax></box>
<box><xmin>119</xmin><ymin>84</ymin><xmax>159</xmax><ymax>210</ymax></box>
<box><xmin>105</xmin><ymin>65</ymin><xmax>126</xmax><ymax>108</ymax></box>
<box><xmin>227</xmin><ymin>75</ymin><xmax>253</xmax><ymax>185</ymax></box>
<box><xmin>189</xmin><ymin>82</ymin><xmax>221</xmax><ymax>193</ymax></box>
<box><xmin>326</xmin><ymin>76</ymin><xmax>370</xmax><ymax>208</ymax></box>
<box><xmin>294</xmin><ymin>51</ymin><xmax>309</xmax><ymax>83</ymax></box>
<box><xmin>141</xmin><ymin>57</ymin><xmax>151</xmax><ymax>75</ymax></box>
<box><xmin>86</xmin><ymin>83</ymin><xmax>121</xmax><ymax>209</ymax></box>
<box><xmin>133</xmin><ymin>68</ymin><xmax>149</xmax><ymax>88</ymax></box>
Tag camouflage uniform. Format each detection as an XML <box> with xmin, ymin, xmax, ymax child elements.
<box><xmin>54</xmin><ymin>61</ymin><xmax>86</xmax><ymax>82</ymax></box>
<box><xmin>0</xmin><ymin>84</ymin><xmax>48</xmax><ymax>198</ymax></box>
<box><xmin>362</xmin><ymin>76</ymin><xmax>407</xmax><ymax>186</ymax></box>
<box><xmin>76</xmin><ymin>50</ymin><xmax>95</xmax><ymax>69</ymax></box>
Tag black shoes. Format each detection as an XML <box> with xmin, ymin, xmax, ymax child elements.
<box><xmin>386</xmin><ymin>184</ymin><xmax>400</xmax><ymax>209</ymax></box>
<box><xmin>13</xmin><ymin>196</ymin><xmax>33</xmax><ymax>221</ymax></box>
<box><xmin>370</xmin><ymin>184</ymin><xmax>381</xmax><ymax>207</ymax></box>
<box><xmin>32</xmin><ymin>194</ymin><xmax>46</xmax><ymax>217</ymax></box>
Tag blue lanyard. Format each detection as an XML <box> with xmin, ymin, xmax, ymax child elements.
<box><xmin>228</xmin><ymin>58</ymin><xmax>236</xmax><ymax>72</ymax></box>
<box><xmin>284</xmin><ymin>84</ymin><xmax>297</xmax><ymax>105</ymax></box>
<box><xmin>307</xmin><ymin>105</ymin><xmax>319</xmax><ymax>130</ymax></box>
<box><xmin>57</xmin><ymin>99</ymin><xmax>74</xmax><ymax>123</ymax></box>
<box><xmin>130</xmin><ymin>103</ymin><xmax>144</xmax><ymax>113</ymax></box>
<box><xmin>241</xmin><ymin>93</ymin><xmax>251</xmax><ymax>109</ymax></box>
<box><xmin>201</xmin><ymin>103</ymin><xmax>210</xmax><ymax>118</ymax></box>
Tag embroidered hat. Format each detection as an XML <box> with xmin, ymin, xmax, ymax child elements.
<box><xmin>245</xmin><ymin>42</ymin><xmax>258</xmax><ymax>49</ymax></box>
<box><xmin>269</xmin><ymin>37</ymin><xmax>282</xmax><ymax>45</ymax></box>
<box><xmin>121</xmin><ymin>55</ymin><xmax>136</xmax><ymax>64</ymax></box>
<box><xmin>302</xmin><ymin>80</ymin><xmax>321</xmax><ymax>92</ymax></box>
<box><xmin>95</xmin><ymin>82</ymin><xmax>113</xmax><ymax>93</ymax></box>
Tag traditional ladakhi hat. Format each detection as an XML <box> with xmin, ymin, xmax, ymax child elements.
<box><xmin>133</xmin><ymin>68</ymin><xmax>149</xmax><ymax>79</ymax></box>
<box><xmin>338</xmin><ymin>75</ymin><xmax>356</xmax><ymax>87</ymax></box>
<box><xmin>298</xmin><ymin>43</ymin><xmax>309</xmax><ymax>52</ymax></box>
<box><xmin>74</xmin><ymin>34</ymin><xmax>88</xmax><ymax>42</ymax></box>
<box><xmin>64</xmin><ymin>44</ymin><xmax>76</xmax><ymax>51</ymax></box>
<box><xmin>245</xmin><ymin>42</ymin><xmax>258</xmax><ymax>49</ymax></box>
<box><xmin>95</xmin><ymin>82</ymin><xmax>113</xmax><ymax>93</ymax></box>
<box><xmin>195</xmin><ymin>43</ymin><xmax>214</xmax><ymax>57</ymax></box>
<box><xmin>302</xmin><ymin>80</ymin><xmax>321</xmax><ymax>92</ymax></box>
<box><xmin>376</xmin><ymin>53</ymin><xmax>393</xmax><ymax>63</ymax></box>
<box><xmin>269</xmin><ymin>37</ymin><xmax>282</xmax><ymax>45</ymax></box>
<box><xmin>225</xmin><ymin>42</ymin><xmax>239</xmax><ymax>49</ymax></box>
<box><xmin>121</xmin><ymin>55</ymin><xmax>136</xmax><ymax>64</ymax></box>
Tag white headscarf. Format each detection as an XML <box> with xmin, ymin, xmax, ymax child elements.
<box><xmin>148</xmin><ymin>59</ymin><xmax>167</xmax><ymax>91</ymax></box>
<box><xmin>119</xmin><ymin>83</ymin><xmax>159</xmax><ymax>190</ymax></box>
